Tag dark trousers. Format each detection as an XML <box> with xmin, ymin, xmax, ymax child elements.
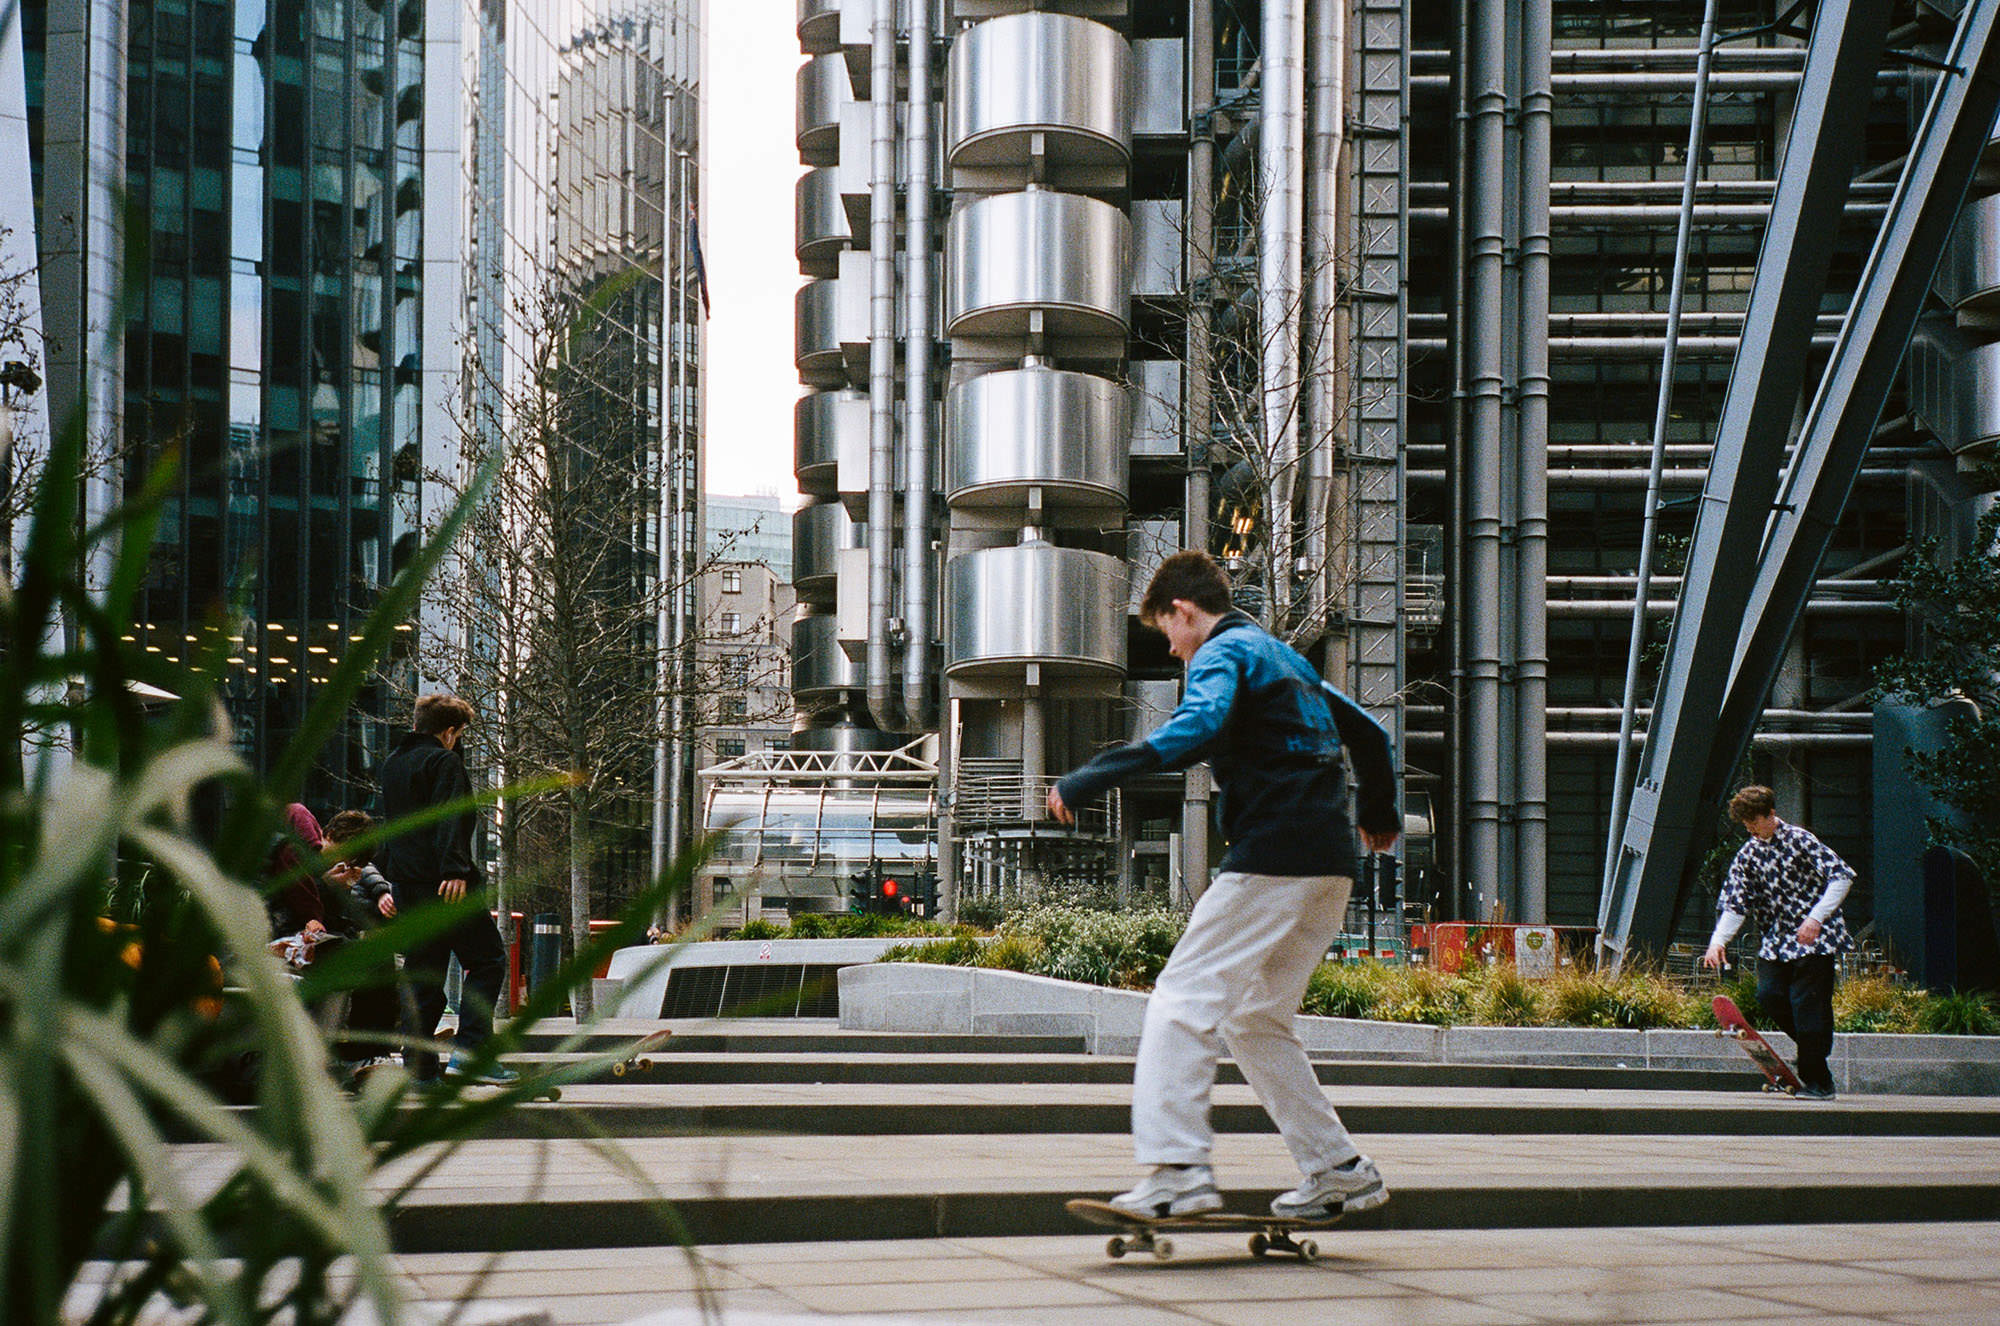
<box><xmin>1756</xmin><ymin>954</ymin><xmax>1837</xmax><ymax>1091</ymax></box>
<box><xmin>404</xmin><ymin>901</ymin><xmax>506</xmax><ymax>1078</ymax></box>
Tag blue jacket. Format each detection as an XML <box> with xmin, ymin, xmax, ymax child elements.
<box><xmin>1055</xmin><ymin>611</ymin><xmax>1398</xmax><ymax>878</ymax></box>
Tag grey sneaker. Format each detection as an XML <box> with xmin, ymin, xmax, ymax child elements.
<box><xmin>1272</xmin><ymin>1154</ymin><xmax>1389</xmax><ymax>1219</ymax></box>
<box><xmin>1109</xmin><ymin>1164</ymin><xmax>1224</xmax><ymax>1218</ymax></box>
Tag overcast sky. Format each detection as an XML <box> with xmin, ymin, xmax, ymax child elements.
<box><xmin>702</xmin><ymin>1</ymin><xmax>806</xmax><ymax>505</ymax></box>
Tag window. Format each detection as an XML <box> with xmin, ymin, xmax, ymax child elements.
<box><xmin>720</xmin><ymin>654</ymin><xmax>750</xmax><ymax>687</ymax></box>
<box><xmin>721</xmin><ymin>611</ymin><xmax>742</xmax><ymax>635</ymax></box>
<box><xmin>719</xmin><ymin>696</ymin><xmax>746</xmax><ymax>722</ymax></box>
<box><xmin>715</xmin><ymin>738</ymin><xmax>746</xmax><ymax>759</ymax></box>
<box><xmin>721</xmin><ymin>569</ymin><xmax>741</xmax><ymax>594</ymax></box>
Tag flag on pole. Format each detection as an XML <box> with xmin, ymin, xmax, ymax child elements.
<box><xmin>688</xmin><ymin>206</ymin><xmax>712</xmax><ymax>318</ymax></box>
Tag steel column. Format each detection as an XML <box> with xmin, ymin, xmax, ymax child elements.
<box><xmin>1597</xmin><ymin>0</ymin><xmax>1896</xmax><ymax>970</ymax></box>
<box><xmin>1705</xmin><ymin>2</ymin><xmax>2000</xmax><ymax>869</ymax></box>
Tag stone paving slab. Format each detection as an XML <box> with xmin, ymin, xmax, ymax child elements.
<box><xmin>156</xmin><ymin>1131</ymin><xmax>2000</xmax><ymax>1251</ymax></box>
<box><xmin>374</xmin><ymin>1221</ymin><xmax>2000</xmax><ymax>1324</ymax></box>
<box><xmin>459</xmin><ymin>1080</ymin><xmax>2000</xmax><ymax>1139</ymax></box>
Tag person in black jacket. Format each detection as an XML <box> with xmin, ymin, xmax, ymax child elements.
<box><xmin>374</xmin><ymin>693</ymin><xmax>516</xmax><ymax>1085</ymax></box>
<box><xmin>1050</xmin><ymin>551</ymin><xmax>1401</xmax><ymax>1222</ymax></box>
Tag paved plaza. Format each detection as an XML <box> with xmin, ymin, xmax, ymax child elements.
<box><xmin>387</xmin><ymin>1220</ymin><xmax>2000</xmax><ymax>1325</ymax></box>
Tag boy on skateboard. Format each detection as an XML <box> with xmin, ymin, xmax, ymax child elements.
<box><xmin>1048</xmin><ymin>551</ymin><xmax>1400</xmax><ymax>1220</ymax></box>
<box><xmin>1701</xmin><ymin>785</ymin><xmax>1854</xmax><ymax>1099</ymax></box>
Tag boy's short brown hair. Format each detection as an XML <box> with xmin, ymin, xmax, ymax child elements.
<box><xmin>1727</xmin><ymin>785</ymin><xmax>1777</xmax><ymax>825</ymax></box>
<box><xmin>322</xmin><ymin>810</ymin><xmax>374</xmax><ymax>862</ymax></box>
<box><xmin>1138</xmin><ymin>550</ymin><xmax>1233</xmax><ymax>624</ymax></box>
<box><xmin>413</xmin><ymin>693</ymin><xmax>475</xmax><ymax>735</ymax></box>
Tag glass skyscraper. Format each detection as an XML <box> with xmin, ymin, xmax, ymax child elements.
<box><xmin>6</xmin><ymin>0</ymin><xmax>703</xmax><ymax>854</ymax></box>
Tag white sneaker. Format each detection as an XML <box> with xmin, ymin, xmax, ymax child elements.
<box><xmin>1272</xmin><ymin>1154</ymin><xmax>1389</xmax><ymax>1219</ymax></box>
<box><xmin>1108</xmin><ymin>1164</ymin><xmax>1224</xmax><ymax>1218</ymax></box>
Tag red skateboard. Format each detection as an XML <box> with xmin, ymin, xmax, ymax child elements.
<box><xmin>1712</xmin><ymin>994</ymin><xmax>1804</xmax><ymax>1096</ymax></box>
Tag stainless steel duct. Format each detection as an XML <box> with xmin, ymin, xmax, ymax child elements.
<box><xmin>1182</xmin><ymin>0</ymin><xmax>1217</xmax><ymax>899</ymax></box>
<box><xmin>866</xmin><ymin>0</ymin><xmax>905</xmax><ymax>732</ymax></box>
<box><xmin>1515</xmin><ymin>0</ymin><xmax>1552</xmax><ymax>921</ymax></box>
<box><xmin>1464</xmin><ymin>0</ymin><xmax>1506</xmax><ymax>906</ymax></box>
<box><xmin>1301</xmin><ymin>0</ymin><xmax>1342</xmax><ymax>623</ymax></box>
<box><xmin>903</xmin><ymin>0</ymin><xmax>936</xmax><ymax>733</ymax></box>
<box><xmin>1261</xmin><ymin>0</ymin><xmax>1306</xmax><ymax>613</ymax></box>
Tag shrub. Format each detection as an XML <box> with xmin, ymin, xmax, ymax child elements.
<box><xmin>1834</xmin><ymin>972</ymin><xmax>1925</xmax><ymax>1033</ymax></box>
<box><xmin>733</xmin><ymin>918</ymin><xmax>783</xmax><ymax>941</ymax></box>
<box><xmin>1302</xmin><ymin>962</ymin><xmax>1390</xmax><ymax>1020</ymax></box>
<box><xmin>1470</xmin><ymin>963</ymin><xmax>1545</xmax><ymax>1026</ymax></box>
<box><xmin>1380</xmin><ymin>965</ymin><xmax>1470</xmax><ymax>1025</ymax></box>
<box><xmin>976</xmin><ymin>931</ymin><xmax>1046</xmax><ymax>974</ymax></box>
<box><xmin>1921</xmin><ymin>990</ymin><xmax>2000</xmax><ymax>1036</ymax></box>
<box><xmin>786</xmin><ymin>912</ymin><xmax>832</xmax><ymax>939</ymax></box>
<box><xmin>956</xmin><ymin>896</ymin><xmax>1006</xmax><ymax>929</ymax></box>
<box><xmin>998</xmin><ymin>904</ymin><xmax>1187</xmax><ymax>990</ymax></box>
<box><xmin>879</xmin><ymin>936</ymin><xmax>985</xmax><ymax>966</ymax></box>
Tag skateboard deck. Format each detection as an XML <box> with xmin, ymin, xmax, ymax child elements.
<box><xmin>610</xmin><ymin>1029</ymin><xmax>674</xmax><ymax>1077</ymax></box>
<box><xmin>1712</xmin><ymin>994</ymin><xmax>1804</xmax><ymax>1096</ymax></box>
<box><xmin>1065</xmin><ymin>1198</ymin><xmax>1342</xmax><ymax>1262</ymax></box>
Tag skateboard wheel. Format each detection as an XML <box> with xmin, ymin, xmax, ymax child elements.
<box><xmin>1248</xmin><ymin>1233</ymin><xmax>1270</xmax><ymax>1259</ymax></box>
<box><xmin>612</xmin><ymin>1061</ymin><xmax>628</xmax><ymax>1077</ymax></box>
<box><xmin>1296</xmin><ymin>1239</ymin><xmax>1319</xmax><ymax>1262</ymax></box>
<box><xmin>637</xmin><ymin>1059</ymin><xmax>653</xmax><ymax>1071</ymax></box>
<box><xmin>543</xmin><ymin>1088</ymin><xmax>561</xmax><ymax>1102</ymax></box>
<box><xmin>1151</xmin><ymin>1238</ymin><xmax>1174</xmax><ymax>1261</ymax></box>
<box><xmin>1106</xmin><ymin>1237</ymin><xmax>1127</xmax><ymax>1259</ymax></box>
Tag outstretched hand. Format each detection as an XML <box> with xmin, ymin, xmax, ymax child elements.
<box><xmin>1046</xmin><ymin>786</ymin><xmax>1075</xmax><ymax>825</ymax></box>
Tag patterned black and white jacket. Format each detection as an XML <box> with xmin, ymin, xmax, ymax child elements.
<box><xmin>1712</xmin><ymin>821</ymin><xmax>1856</xmax><ymax>962</ymax></box>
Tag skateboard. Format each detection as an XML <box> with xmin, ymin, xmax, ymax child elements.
<box><xmin>610</xmin><ymin>1029</ymin><xmax>674</xmax><ymax>1077</ymax></box>
<box><xmin>1712</xmin><ymin>994</ymin><xmax>1804</xmax><ymax>1096</ymax></box>
<box><xmin>1065</xmin><ymin>1198</ymin><xmax>1342</xmax><ymax>1262</ymax></box>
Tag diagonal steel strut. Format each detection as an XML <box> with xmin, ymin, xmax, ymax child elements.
<box><xmin>1703</xmin><ymin>2</ymin><xmax>2000</xmax><ymax>904</ymax></box>
<box><xmin>1596</xmin><ymin>0</ymin><xmax>1897</xmax><ymax>971</ymax></box>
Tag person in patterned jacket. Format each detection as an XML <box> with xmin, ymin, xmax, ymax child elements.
<box><xmin>1701</xmin><ymin>784</ymin><xmax>1854</xmax><ymax>1098</ymax></box>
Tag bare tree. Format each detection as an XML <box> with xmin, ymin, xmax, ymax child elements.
<box><xmin>415</xmin><ymin>272</ymin><xmax>718</xmax><ymax>1014</ymax></box>
<box><xmin>1143</xmin><ymin>185</ymin><xmax>1396</xmax><ymax>657</ymax></box>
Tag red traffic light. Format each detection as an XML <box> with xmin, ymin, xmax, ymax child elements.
<box><xmin>881</xmin><ymin>879</ymin><xmax>900</xmax><ymax>898</ymax></box>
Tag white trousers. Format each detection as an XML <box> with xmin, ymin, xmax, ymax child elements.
<box><xmin>1132</xmin><ymin>870</ymin><xmax>1359</xmax><ymax>1174</ymax></box>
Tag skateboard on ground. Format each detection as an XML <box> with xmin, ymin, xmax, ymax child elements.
<box><xmin>1712</xmin><ymin>994</ymin><xmax>1804</xmax><ymax>1096</ymax></box>
<box><xmin>1065</xmin><ymin>1197</ymin><xmax>1342</xmax><ymax>1263</ymax></box>
<box><xmin>610</xmin><ymin>1029</ymin><xmax>674</xmax><ymax>1077</ymax></box>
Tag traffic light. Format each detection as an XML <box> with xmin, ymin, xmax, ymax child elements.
<box><xmin>910</xmin><ymin>873</ymin><xmax>939</xmax><ymax>918</ymax></box>
<box><xmin>849</xmin><ymin>872</ymin><xmax>873</xmax><ymax>914</ymax></box>
<box><xmin>879</xmin><ymin>877</ymin><xmax>902</xmax><ymax>913</ymax></box>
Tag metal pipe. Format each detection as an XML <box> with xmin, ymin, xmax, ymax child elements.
<box><xmin>901</xmin><ymin>0</ymin><xmax>935</xmax><ymax>732</ymax></box>
<box><xmin>1409</xmin><ymin>71</ymin><xmax>1893</xmax><ymax>93</ymax></box>
<box><xmin>1407</xmin><ymin>704</ymin><xmax>1874</xmax><ymax>725</ymax></box>
<box><xmin>1304</xmin><ymin>0</ymin><xmax>1344</xmax><ymax>628</ymax></box>
<box><xmin>1405</xmin><ymin>467</ymin><xmax>1909</xmax><ymax>485</ymax></box>
<box><xmin>1446</xmin><ymin>0</ymin><xmax>1470</xmax><ymax>920</ymax></box>
<box><xmin>1549</xmin><ymin>599</ymin><xmax>1897</xmax><ymax>618</ymax></box>
<box><xmin>1549</xmin><ymin>576</ymin><xmax>1891</xmax><ymax>593</ymax></box>
<box><xmin>865</xmin><ymin>0</ymin><xmax>904</xmax><ymax>732</ymax></box>
<box><xmin>1410</xmin><ymin>335</ymin><xmax>1843</xmax><ymax>356</ymax></box>
<box><xmin>664</xmin><ymin>145</ymin><xmax>688</xmax><ymax>904</ymax></box>
<box><xmin>1464</xmin><ymin>0</ymin><xmax>1506</xmax><ymax>907</ymax></box>
<box><xmin>1515</xmin><ymin>0</ymin><xmax>1551</xmax><ymax>922</ymax></box>
<box><xmin>1300</xmin><ymin>0</ymin><xmax>1342</xmax><ymax>630</ymax></box>
<box><xmin>1182</xmin><ymin>0</ymin><xmax>1217</xmax><ymax>899</ymax></box>
<box><xmin>1260</xmin><ymin>0</ymin><xmax>1305</xmax><ymax>619</ymax></box>
<box><xmin>1406</xmin><ymin>444</ymin><xmax>1932</xmax><ymax>463</ymax></box>
<box><xmin>1553</xmin><ymin>732</ymin><xmax>1872</xmax><ymax>749</ymax></box>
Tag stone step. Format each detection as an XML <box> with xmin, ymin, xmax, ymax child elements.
<box><xmin>364</xmin><ymin>1132</ymin><xmax>2000</xmax><ymax>1253</ymax></box>
<box><xmin>455</xmin><ymin>1081</ymin><xmax>2000</xmax><ymax>1140</ymax></box>
<box><xmin>509</xmin><ymin>1049</ymin><xmax>1754</xmax><ymax>1093</ymax></box>
<box><xmin>510</xmin><ymin>1029</ymin><xmax>1087</xmax><ymax>1056</ymax></box>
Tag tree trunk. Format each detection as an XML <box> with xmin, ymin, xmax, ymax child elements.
<box><xmin>568</xmin><ymin>785</ymin><xmax>593</xmax><ymax>1019</ymax></box>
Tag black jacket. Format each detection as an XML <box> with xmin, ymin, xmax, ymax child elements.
<box><xmin>1057</xmin><ymin>612</ymin><xmax>1398</xmax><ymax>878</ymax></box>
<box><xmin>373</xmin><ymin>731</ymin><xmax>482</xmax><ymax>900</ymax></box>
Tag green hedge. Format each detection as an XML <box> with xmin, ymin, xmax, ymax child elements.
<box><xmin>876</xmin><ymin>920</ymin><xmax>1998</xmax><ymax>1034</ymax></box>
